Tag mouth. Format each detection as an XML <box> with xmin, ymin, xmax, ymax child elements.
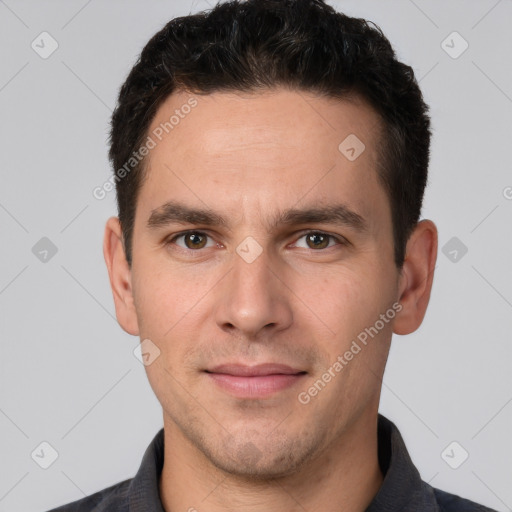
<box><xmin>204</xmin><ymin>363</ymin><xmax>307</xmax><ymax>399</ymax></box>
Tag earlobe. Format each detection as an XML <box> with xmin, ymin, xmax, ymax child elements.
<box><xmin>393</xmin><ymin>219</ymin><xmax>438</xmax><ymax>336</ymax></box>
<box><xmin>103</xmin><ymin>216</ymin><xmax>140</xmax><ymax>336</ymax></box>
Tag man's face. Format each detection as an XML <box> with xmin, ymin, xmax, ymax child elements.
<box><xmin>127</xmin><ymin>88</ymin><xmax>402</xmax><ymax>477</ymax></box>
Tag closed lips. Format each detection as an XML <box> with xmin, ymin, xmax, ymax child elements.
<box><xmin>205</xmin><ymin>363</ymin><xmax>306</xmax><ymax>376</ymax></box>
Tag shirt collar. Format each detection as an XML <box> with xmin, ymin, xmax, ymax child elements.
<box><xmin>127</xmin><ymin>414</ymin><xmax>439</xmax><ymax>511</ymax></box>
<box><xmin>128</xmin><ymin>427</ymin><xmax>166</xmax><ymax>511</ymax></box>
<box><xmin>366</xmin><ymin>414</ymin><xmax>440</xmax><ymax>511</ymax></box>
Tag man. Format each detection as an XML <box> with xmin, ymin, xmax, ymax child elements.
<box><xmin>48</xmin><ymin>0</ymin><xmax>496</xmax><ymax>510</ymax></box>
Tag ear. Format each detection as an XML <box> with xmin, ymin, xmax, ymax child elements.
<box><xmin>103</xmin><ymin>216</ymin><xmax>140</xmax><ymax>336</ymax></box>
<box><xmin>393</xmin><ymin>219</ymin><xmax>438</xmax><ymax>335</ymax></box>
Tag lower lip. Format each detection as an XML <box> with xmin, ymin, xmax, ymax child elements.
<box><xmin>206</xmin><ymin>372</ymin><xmax>306</xmax><ymax>398</ymax></box>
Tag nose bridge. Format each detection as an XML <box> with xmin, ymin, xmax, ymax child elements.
<box><xmin>233</xmin><ymin>240</ymin><xmax>273</xmax><ymax>295</ymax></box>
<box><xmin>214</xmin><ymin>239</ymin><xmax>293</xmax><ymax>338</ymax></box>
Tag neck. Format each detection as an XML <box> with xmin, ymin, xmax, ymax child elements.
<box><xmin>159</xmin><ymin>409</ymin><xmax>384</xmax><ymax>512</ymax></box>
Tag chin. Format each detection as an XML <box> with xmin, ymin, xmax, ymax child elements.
<box><xmin>204</xmin><ymin>432</ymin><xmax>323</xmax><ymax>480</ymax></box>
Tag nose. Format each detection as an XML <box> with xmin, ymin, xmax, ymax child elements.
<box><xmin>213</xmin><ymin>244</ymin><xmax>294</xmax><ymax>340</ymax></box>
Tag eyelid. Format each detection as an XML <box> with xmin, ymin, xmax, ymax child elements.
<box><xmin>166</xmin><ymin>229</ymin><xmax>220</xmax><ymax>249</ymax></box>
<box><xmin>165</xmin><ymin>229</ymin><xmax>347</xmax><ymax>251</ymax></box>
<box><xmin>289</xmin><ymin>229</ymin><xmax>348</xmax><ymax>248</ymax></box>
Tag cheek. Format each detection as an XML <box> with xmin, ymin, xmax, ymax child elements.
<box><xmin>133</xmin><ymin>263</ymin><xmax>206</xmax><ymax>336</ymax></box>
<box><xmin>300</xmin><ymin>265</ymin><xmax>385</xmax><ymax>336</ymax></box>
<box><xmin>132</xmin><ymin>264</ymin><xmax>223</xmax><ymax>387</ymax></box>
<box><xmin>302</xmin><ymin>268</ymin><xmax>397</xmax><ymax>379</ymax></box>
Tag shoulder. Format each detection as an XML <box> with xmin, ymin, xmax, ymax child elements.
<box><xmin>45</xmin><ymin>478</ymin><xmax>131</xmax><ymax>511</ymax></box>
<box><xmin>433</xmin><ymin>486</ymin><xmax>498</xmax><ymax>512</ymax></box>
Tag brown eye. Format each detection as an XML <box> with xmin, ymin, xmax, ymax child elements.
<box><xmin>168</xmin><ymin>231</ymin><xmax>215</xmax><ymax>251</ymax></box>
<box><xmin>183</xmin><ymin>232</ymin><xmax>207</xmax><ymax>249</ymax></box>
<box><xmin>291</xmin><ymin>231</ymin><xmax>344</xmax><ymax>251</ymax></box>
<box><xmin>305</xmin><ymin>232</ymin><xmax>331</xmax><ymax>249</ymax></box>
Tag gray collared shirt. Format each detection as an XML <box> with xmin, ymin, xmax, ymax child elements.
<box><xmin>47</xmin><ymin>414</ymin><xmax>497</xmax><ymax>511</ymax></box>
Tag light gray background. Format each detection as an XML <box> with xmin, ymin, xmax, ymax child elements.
<box><xmin>1</xmin><ymin>0</ymin><xmax>511</xmax><ymax>510</ymax></box>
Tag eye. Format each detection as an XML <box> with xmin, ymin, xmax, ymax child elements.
<box><xmin>165</xmin><ymin>230</ymin><xmax>345</xmax><ymax>253</ymax></box>
<box><xmin>168</xmin><ymin>231</ymin><xmax>217</xmax><ymax>250</ymax></box>
<box><xmin>292</xmin><ymin>231</ymin><xmax>345</xmax><ymax>250</ymax></box>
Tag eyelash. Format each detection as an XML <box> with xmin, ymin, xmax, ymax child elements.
<box><xmin>165</xmin><ymin>230</ymin><xmax>347</xmax><ymax>252</ymax></box>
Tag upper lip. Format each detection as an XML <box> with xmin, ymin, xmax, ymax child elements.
<box><xmin>206</xmin><ymin>363</ymin><xmax>306</xmax><ymax>376</ymax></box>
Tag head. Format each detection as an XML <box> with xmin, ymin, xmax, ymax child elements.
<box><xmin>104</xmin><ymin>0</ymin><xmax>437</xmax><ymax>479</ymax></box>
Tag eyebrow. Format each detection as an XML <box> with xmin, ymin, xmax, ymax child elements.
<box><xmin>146</xmin><ymin>200</ymin><xmax>368</xmax><ymax>233</ymax></box>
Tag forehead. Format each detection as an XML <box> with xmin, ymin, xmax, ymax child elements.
<box><xmin>139</xmin><ymin>88</ymin><xmax>387</xmax><ymax>231</ymax></box>
<box><xmin>148</xmin><ymin>88</ymin><xmax>381</xmax><ymax>157</ymax></box>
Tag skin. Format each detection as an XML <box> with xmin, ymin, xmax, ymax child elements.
<box><xmin>104</xmin><ymin>88</ymin><xmax>437</xmax><ymax>511</ymax></box>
